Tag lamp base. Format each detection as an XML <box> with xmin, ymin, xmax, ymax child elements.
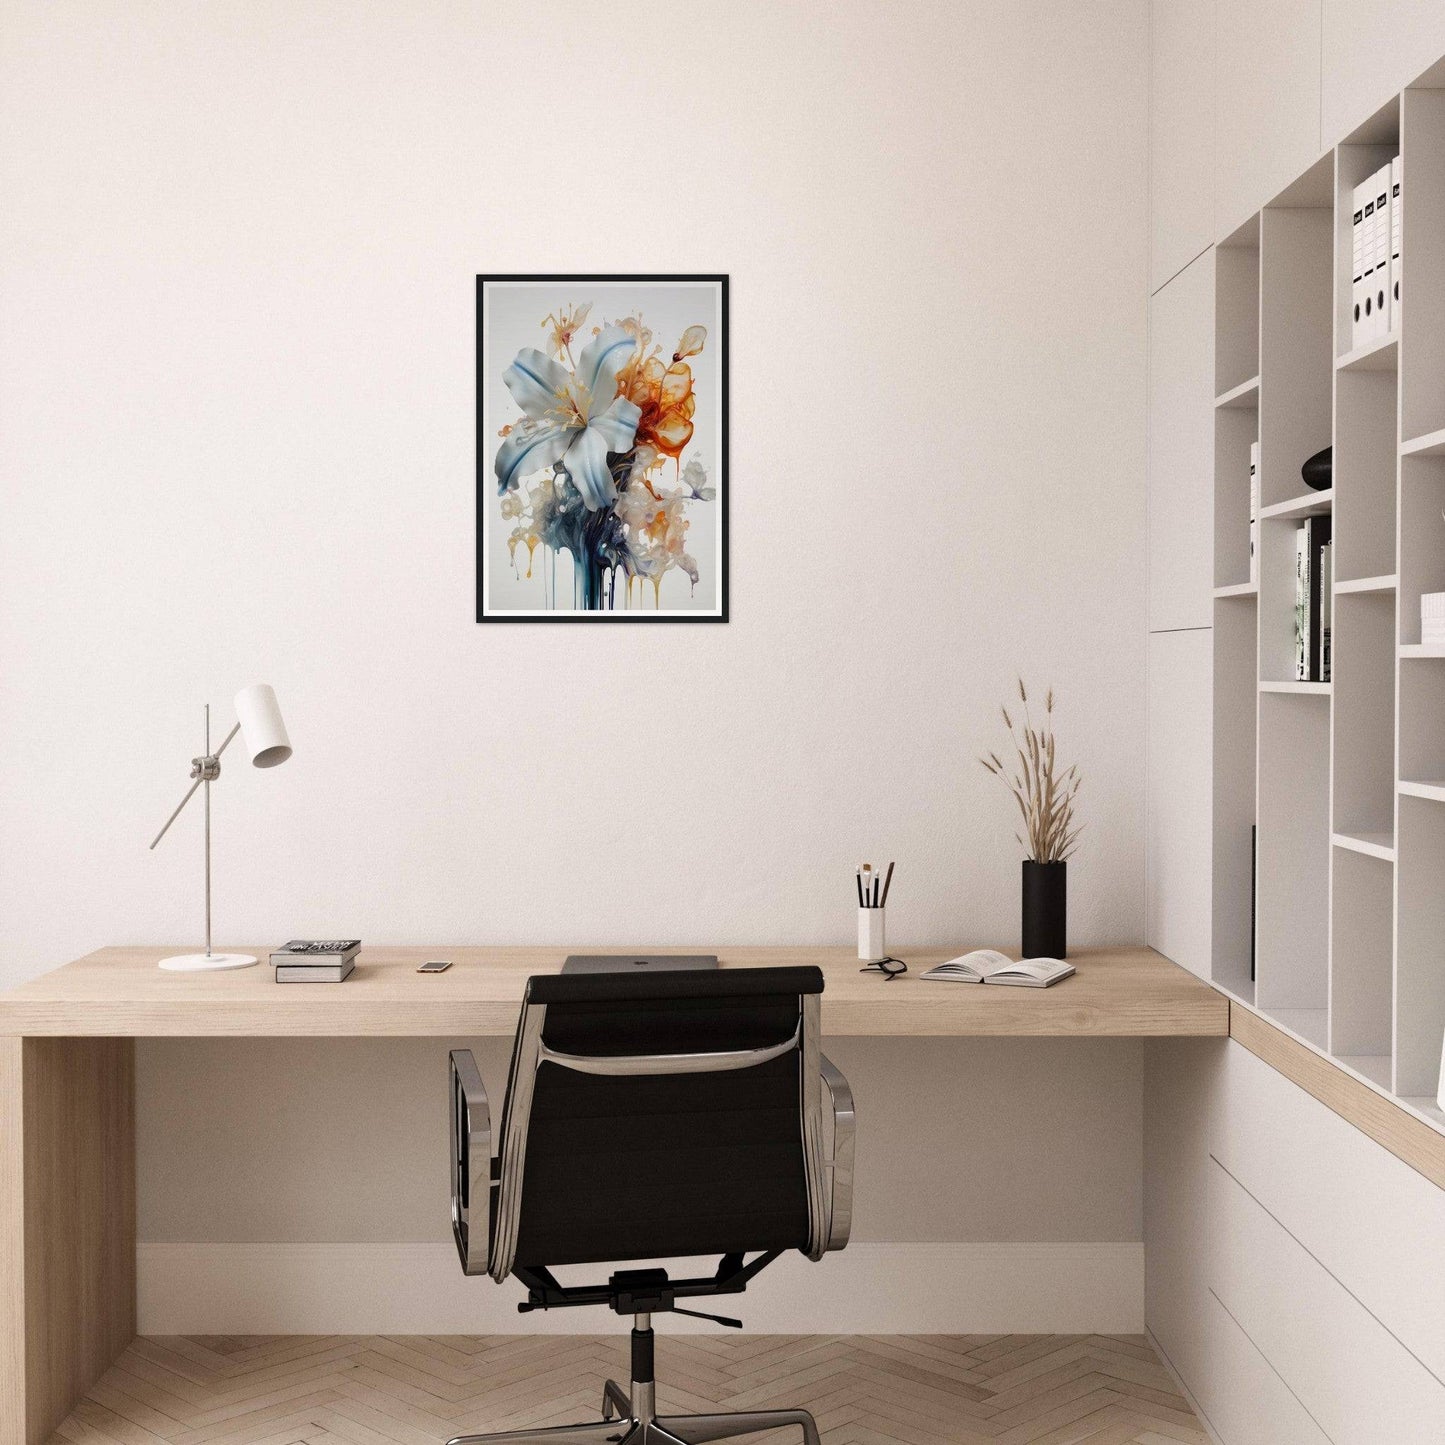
<box><xmin>157</xmin><ymin>952</ymin><xmax>258</xmax><ymax>972</ymax></box>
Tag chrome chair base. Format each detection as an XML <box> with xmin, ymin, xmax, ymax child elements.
<box><xmin>446</xmin><ymin>1379</ymin><xmax>821</xmax><ymax>1445</ymax></box>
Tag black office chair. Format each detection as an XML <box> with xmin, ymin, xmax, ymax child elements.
<box><xmin>447</xmin><ymin>965</ymin><xmax>855</xmax><ymax>1445</ymax></box>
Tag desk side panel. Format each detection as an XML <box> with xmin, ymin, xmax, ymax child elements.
<box><xmin>1</xmin><ymin>1039</ymin><xmax>25</xmax><ymax>1445</ymax></box>
<box><xmin>16</xmin><ymin>1038</ymin><xmax>136</xmax><ymax>1445</ymax></box>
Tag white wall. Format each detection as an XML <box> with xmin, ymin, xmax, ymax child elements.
<box><xmin>0</xmin><ymin>0</ymin><xmax>1151</xmax><ymax>1299</ymax></box>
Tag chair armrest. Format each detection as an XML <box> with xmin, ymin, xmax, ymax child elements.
<box><xmin>819</xmin><ymin>1053</ymin><xmax>855</xmax><ymax>1251</ymax></box>
<box><xmin>449</xmin><ymin>1049</ymin><xmax>493</xmax><ymax>1277</ymax></box>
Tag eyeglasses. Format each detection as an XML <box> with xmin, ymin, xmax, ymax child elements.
<box><xmin>859</xmin><ymin>956</ymin><xmax>908</xmax><ymax>981</ymax></box>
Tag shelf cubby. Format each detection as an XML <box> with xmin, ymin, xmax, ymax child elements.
<box><xmin>1215</xmin><ymin>215</ymin><xmax>1260</xmax><ymax>398</ymax></box>
<box><xmin>1398</xmin><ymin>455</ymin><xmax>1445</xmax><ymax>644</ymax></box>
<box><xmin>1258</xmin><ymin>180</ymin><xmax>1333</xmax><ymax>510</ymax></box>
<box><xmin>1214</xmin><ymin>404</ymin><xmax>1258</xmax><ymax>589</ymax></box>
<box><xmin>1258</xmin><ymin>504</ymin><xmax>1330</xmax><ymax>685</ymax></box>
<box><xmin>1255</xmin><ymin>692</ymin><xmax>1330</xmax><ymax>1017</ymax></box>
<box><xmin>1335</xmin><ymin>107</ymin><xmax>1399</xmax><ymax>363</ymax></box>
<box><xmin>1329</xmin><ymin>847</ymin><xmax>1393</xmax><ymax>1077</ymax></box>
<box><xmin>1398</xmin><ymin>652</ymin><xmax>1445</xmax><ymax>785</ymax></box>
<box><xmin>1334</xmin><ymin>370</ymin><xmax>1397</xmax><ymax>582</ymax></box>
<box><xmin>1332</xmin><ymin>590</ymin><xmax>1396</xmax><ymax>838</ymax></box>
<box><xmin>1396</xmin><ymin>795</ymin><xmax>1445</xmax><ymax>1097</ymax></box>
<box><xmin>1400</xmin><ymin>85</ymin><xmax>1445</xmax><ymax>443</ymax></box>
<box><xmin>1212</xmin><ymin>593</ymin><xmax>1259</xmax><ymax>1003</ymax></box>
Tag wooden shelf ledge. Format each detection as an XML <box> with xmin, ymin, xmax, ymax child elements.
<box><xmin>1230</xmin><ymin>1003</ymin><xmax>1445</xmax><ymax>1189</ymax></box>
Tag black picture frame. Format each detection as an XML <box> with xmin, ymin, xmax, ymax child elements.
<box><xmin>475</xmin><ymin>273</ymin><xmax>729</xmax><ymax>623</ymax></box>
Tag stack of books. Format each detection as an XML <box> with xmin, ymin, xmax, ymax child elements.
<box><xmin>1294</xmin><ymin>517</ymin><xmax>1332</xmax><ymax>682</ymax></box>
<box><xmin>270</xmin><ymin>939</ymin><xmax>361</xmax><ymax>982</ymax></box>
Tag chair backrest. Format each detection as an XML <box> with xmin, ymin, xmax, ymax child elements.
<box><xmin>488</xmin><ymin>966</ymin><xmax>827</xmax><ymax>1281</ymax></box>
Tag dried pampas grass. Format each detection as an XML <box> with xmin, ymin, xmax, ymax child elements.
<box><xmin>979</xmin><ymin>678</ymin><xmax>1083</xmax><ymax>863</ymax></box>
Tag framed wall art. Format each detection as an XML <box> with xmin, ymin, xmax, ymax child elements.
<box><xmin>476</xmin><ymin>274</ymin><xmax>728</xmax><ymax>622</ymax></box>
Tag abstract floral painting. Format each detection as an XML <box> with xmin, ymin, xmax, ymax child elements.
<box><xmin>476</xmin><ymin>275</ymin><xmax>728</xmax><ymax>621</ymax></box>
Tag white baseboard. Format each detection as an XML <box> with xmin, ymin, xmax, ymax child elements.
<box><xmin>137</xmin><ymin>1242</ymin><xmax>1143</xmax><ymax>1335</ymax></box>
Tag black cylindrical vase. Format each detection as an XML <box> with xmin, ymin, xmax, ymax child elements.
<box><xmin>1021</xmin><ymin>860</ymin><xmax>1067</xmax><ymax>958</ymax></box>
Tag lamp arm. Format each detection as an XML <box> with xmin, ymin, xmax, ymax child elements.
<box><xmin>148</xmin><ymin>721</ymin><xmax>242</xmax><ymax>850</ymax></box>
<box><xmin>212</xmin><ymin>721</ymin><xmax>242</xmax><ymax>759</ymax></box>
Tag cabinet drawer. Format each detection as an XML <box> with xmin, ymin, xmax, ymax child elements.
<box><xmin>1198</xmin><ymin>1290</ymin><xmax>1330</xmax><ymax>1445</ymax></box>
<box><xmin>1212</xmin><ymin>1039</ymin><xmax>1445</xmax><ymax>1378</ymax></box>
<box><xmin>1207</xmin><ymin>1157</ymin><xmax>1445</xmax><ymax>1443</ymax></box>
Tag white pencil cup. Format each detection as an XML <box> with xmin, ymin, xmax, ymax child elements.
<box><xmin>858</xmin><ymin>907</ymin><xmax>887</xmax><ymax>962</ymax></box>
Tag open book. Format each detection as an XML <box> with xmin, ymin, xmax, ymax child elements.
<box><xmin>920</xmin><ymin>950</ymin><xmax>1075</xmax><ymax>988</ymax></box>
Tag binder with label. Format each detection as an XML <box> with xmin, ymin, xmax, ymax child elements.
<box><xmin>1390</xmin><ymin>154</ymin><xmax>1402</xmax><ymax>332</ymax></box>
<box><xmin>1351</xmin><ymin>179</ymin><xmax>1368</xmax><ymax>349</ymax></box>
<box><xmin>1361</xmin><ymin>176</ymin><xmax>1380</xmax><ymax>342</ymax></box>
<box><xmin>1372</xmin><ymin>164</ymin><xmax>1391</xmax><ymax>341</ymax></box>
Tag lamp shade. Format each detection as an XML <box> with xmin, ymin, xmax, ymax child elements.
<box><xmin>233</xmin><ymin>684</ymin><xmax>292</xmax><ymax>768</ymax></box>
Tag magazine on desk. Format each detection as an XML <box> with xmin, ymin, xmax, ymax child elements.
<box><xmin>920</xmin><ymin>950</ymin><xmax>1074</xmax><ymax>987</ymax></box>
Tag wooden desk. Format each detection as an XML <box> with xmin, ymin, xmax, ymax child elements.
<box><xmin>0</xmin><ymin>944</ymin><xmax>1223</xmax><ymax>1445</ymax></box>
<box><xmin>0</xmin><ymin>944</ymin><xmax>1225</xmax><ymax>1038</ymax></box>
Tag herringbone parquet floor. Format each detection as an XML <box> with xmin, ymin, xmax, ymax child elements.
<box><xmin>49</xmin><ymin>1335</ymin><xmax>1209</xmax><ymax>1445</ymax></box>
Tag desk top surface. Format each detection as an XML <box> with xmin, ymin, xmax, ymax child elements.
<box><xmin>0</xmin><ymin>944</ymin><xmax>1227</xmax><ymax>1037</ymax></box>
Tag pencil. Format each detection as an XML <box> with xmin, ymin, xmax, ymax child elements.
<box><xmin>880</xmin><ymin>860</ymin><xmax>895</xmax><ymax>907</ymax></box>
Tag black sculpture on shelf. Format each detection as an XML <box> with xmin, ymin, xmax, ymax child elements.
<box><xmin>1302</xmin><ymin>444</ymin><xmax>1332</xmax><ymax>491</ymax></box>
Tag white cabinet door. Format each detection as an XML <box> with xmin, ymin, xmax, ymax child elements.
<box><xmin>1323</xmin><ymin>2</ymin><xmax>1445</xmax><ymax>144</ymax></box>
<box><xmin>1147</xmin><ymin>629</ymin><xmax>1213</xmax><ymax>979</ymax></box>
<box><xmin>1215</xmin><ymin>0</ymin><xmax>1322</xmax><ymax>234</ymax></box>
<box><xmin>1149</xmin><ymin>251</ymin><xmax>1215</xmax><ymax>631</ymax></box>
<box><xmin>1151</xmin><ymin>0</ymin><xmax>1216</xmax><ymax>290</ymax></box>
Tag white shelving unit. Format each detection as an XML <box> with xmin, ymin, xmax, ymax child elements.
<box><xmin>1211</xmin><ymin>75</ymin><xmax>1445</xmax><ymax>1138</ymax></box>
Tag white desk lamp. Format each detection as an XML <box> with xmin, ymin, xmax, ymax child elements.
<box><xmin>149</xmin><ymin>683</ymin><xmax>292</xmax><ymax>972</ymax></box>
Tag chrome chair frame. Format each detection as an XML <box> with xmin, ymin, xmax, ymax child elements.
<box><xmin>446</xmin><ymin>989</ymin><xmax>854</xmax><ymax>1445</ymax></box>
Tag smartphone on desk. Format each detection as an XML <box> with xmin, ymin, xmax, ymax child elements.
<box><xmin>417</xmin><ymin>959</ymin><xmax>452</xmax><ymax>973</ymax></box>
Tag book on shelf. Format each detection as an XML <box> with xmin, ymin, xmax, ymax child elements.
<box><xmin>920</xmin><ymin>950</ymin><xmax>1074</xmax><ymax>988</ymax></box>
<box><xmin>1293</xmin><ymin>517</ymin><xmax>1332</xmax><ymax>681</ymax></box>
<box><xmin>1249</xmin><ymin>441</ymin><xmax>1259</xmax><ymax>584</ymax></box>
<box><xmin>1320</xmin><ymin>539</ymin><xmax>1332</xmax><ymax>682</ymax></box>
